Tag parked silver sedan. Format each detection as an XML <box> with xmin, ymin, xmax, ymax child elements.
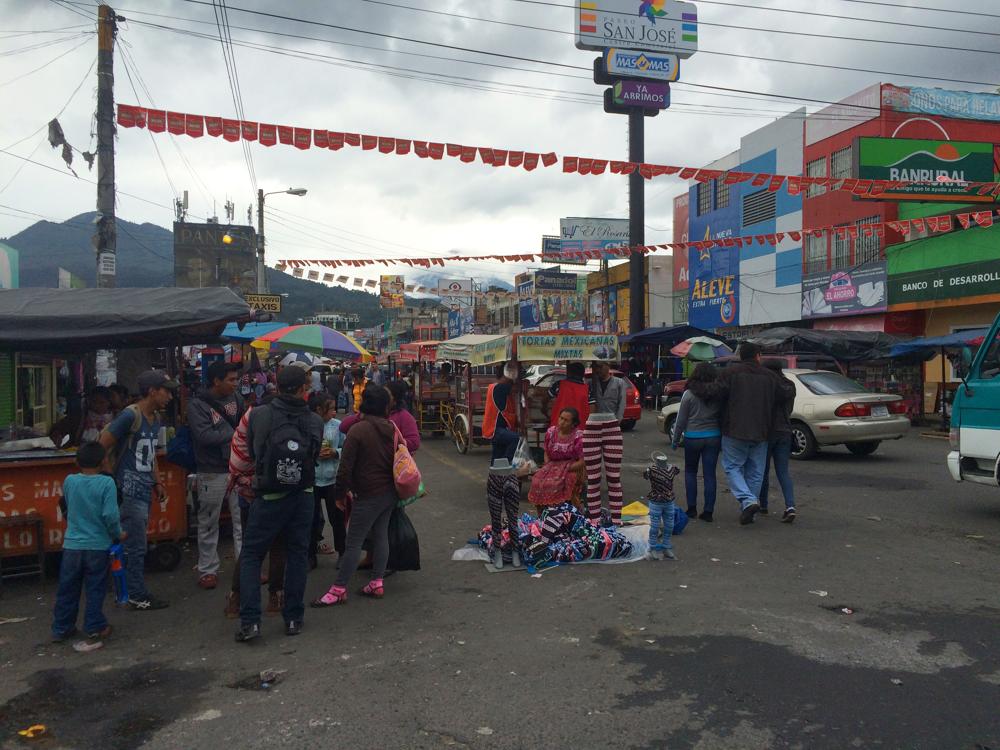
<box><xmin>658</xmin><ymin>368</ymin><xmax>910</xmax><ymax>459</ymax></box>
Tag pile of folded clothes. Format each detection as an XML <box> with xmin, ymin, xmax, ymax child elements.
<box><xmin>476</xmin><ymin>502</ymin><xmax>633</xmax><ymax>565</ymax></box>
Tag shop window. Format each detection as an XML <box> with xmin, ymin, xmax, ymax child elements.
<box><xmin>831</xmin><ymin>146</ymin><xmax>853</xmax><ymax>179</ymax></box>
<box><xmin>806</xmin><ymin>158</ymin><xmax>827</xmax><ymax>197</ymax></box>
<box><xmin>697</xmin><ymin>181</ymin><xmax>712</xmax><ymax>216</ymax></box>
<box><xmin>715</xmin><ymin>177</ymin><xmax>730</xmax><ymax>209</ymax></box>
<box><xmin>742</xmin><ymin>190</ymin><xmax>776</xmax><ymax>227</ymax></box>
<box><xmin>832</xmin><ymin>225</ymin><xmax>851</xmax><ymax>269</ymax></box>
<box><xmin>805</xmin><ymin>234</ymin><xmax>827</xmax><ymax>274</ymax></box>
<box><xmin>854</xmin><ymin>215</ymin><xmax>882</xmax><ymax>265</ymax></box>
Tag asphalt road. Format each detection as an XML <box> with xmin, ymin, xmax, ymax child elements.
<box><xmin>1</xmin><ymin>415</ymin><xmax>999</xmax><ymax>749</ymax></box>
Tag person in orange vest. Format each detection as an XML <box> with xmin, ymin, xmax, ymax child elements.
<box><xmin>483</xmin><ymin>362</ymin><xmax>520</xmax><ymax>465</ymax></box>
<box><xmin>548</xmin><ymin>361</ymin><xmax>590</xmax><ymax>428</ymax></box>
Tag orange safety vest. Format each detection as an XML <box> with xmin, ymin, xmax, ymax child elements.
<box><xmin>482</xmin><ymin>382</ymin><xmax>517</xmax><ymax>439</ymax></box>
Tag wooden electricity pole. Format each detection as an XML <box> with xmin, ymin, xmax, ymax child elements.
<box><xmin>95</xmin><ymin>4</ymin><xmax>117</xmax><ymax>288</ymax></box>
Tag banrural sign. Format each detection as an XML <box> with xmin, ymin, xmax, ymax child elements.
<box><xmin>604</xmin><ymin>48</ymin><xmax>679</xmax><ymax>82</ymax></box>
<box><xmin>576</xmin><ymin>0</ymin><xmax>699</xmax><ymax>58</ymax></box>
<box><xmin>856</xmin><ymin>137</ymin><xmax>996</xmax><ymax>203</ymax></box>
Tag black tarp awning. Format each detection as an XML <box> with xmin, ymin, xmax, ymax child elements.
<box><xmin>748</xmin><ymin>327</ymin><xmax>903</xmax><ymax>362</ymax></box>
<box><xmin>0</xmin><ymin>287</ymin><xmax>252</xmax><ymax>352</ymax></box>
<box><xmin>620</xmin><ymin>325</ymin><xmax>722</xmax><ymax>347</ymax></box>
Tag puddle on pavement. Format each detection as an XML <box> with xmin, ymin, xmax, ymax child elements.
<box><xmin>0</xmin><ymin>662</ymin><xmax>211</xmax><ymax>750</ymax></box>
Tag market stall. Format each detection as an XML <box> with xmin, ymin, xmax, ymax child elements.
<box><xmin>0</xmin><ymin>287</ymin><xmax>253</xmax><ymax>569</ymax></box>
<box><xmin>399</xmin><ymin>341</ymin><xmax>450</xmax><ymax>435</ymax></box>
<box><xmin>436</xmin><ymin>334</ymin><xmax>511</xmax><ymax>454</ymax></box>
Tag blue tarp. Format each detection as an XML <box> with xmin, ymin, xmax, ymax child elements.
<box><xmin>220</xmin><ymin>321</ymin><xmax>288</xmax><ymax>342</ymax></box>
<box><xmin>888</xmin><ymin>328</ymin><xmax>989</xmax><ymax>358</ymax></box>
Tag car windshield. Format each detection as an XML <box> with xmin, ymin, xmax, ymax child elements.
<box><xmin>797</xmin><ymin>372</ymin><xmax>869</xmax><ymax>395</ymax></box>
<box><xmin>981</xmin><ymin>330</ymin><xmax>1000</xmax><ymax>378</ymax></box>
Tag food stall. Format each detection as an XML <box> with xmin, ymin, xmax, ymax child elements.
<box><xmin>0</xmin><ymin>287</ymin><xmax>253</xmax><ymax>572</ymax></box>
<box><xmin>399</xmin><ymin>340</ymin><xmax>450</xmax><ymax>435</ymax></box>
<box><xmin>436</xmin><ymin>334</ymin><xmax>511</xmax><ymax>454</ymax></box>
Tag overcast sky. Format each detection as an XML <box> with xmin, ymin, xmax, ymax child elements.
<box><xmin>1</xmin><ymin>0</ymin><xmax>997</xmax><ymax>286</ymax></box>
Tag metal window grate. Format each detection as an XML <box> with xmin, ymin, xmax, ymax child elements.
<box><xmin>805</xmin><ymin>233</ymin><xmax>827</xmax><ymax>274</ymax></box>
<box><xmin>715</xmin><ymin>177</ymin><xmax>730</xmax><ymax>209</ymax></box>
<box><xmin>697</xmin><ymin>181</ymin><xmax>712</xmax><ymax>215</ymax></box>
<box><xmin>854</xmin><ymin>215</ymin><xmax>881</xmax><ymax>265</ymax></box>
<box><xmin>831</xmin><ymin>146</ymin><xmax>853</xmax><ymax>179</ymax></box>
<box><xmin>742</xmin><ymin>189</ymin><xmax>776</xmax><ymax>227</ymax></box>
<box><xmin>832</xmin><ymin>225</ymin><xmax>851</xmax><ymax>269</ymax></box>
<box><xmin>806</xmin><ymin>158</ymin><xmax>827</xmax><ymax>198</ymax></box>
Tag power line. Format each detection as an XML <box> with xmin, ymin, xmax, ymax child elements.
<box><xmin>832</xmin><ymin>0</ymin><xmax>1000</xmax><ymax>19</ymax></box>
<box><xmin>362</xmin><ymin>0</ymin><xmax>1000</xmax><ymax>57</ymax></box>
<box><xmin>0</xmin><ymin>31</ymin><xmax>92</xmax><ymax>57</ymax></box>
<box><xmin>0</xmin><ymin>34</ymin><xmax>90</xmax><ymax>88</ymax></box>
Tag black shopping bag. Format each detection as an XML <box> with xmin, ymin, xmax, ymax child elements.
<box><xmin>387</xmin><ymin>506</ymin><xmax>421</xmax><ymax>572</ymax></box>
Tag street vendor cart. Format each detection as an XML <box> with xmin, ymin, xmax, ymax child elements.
<box><xmin>399</xmin><ymin>340</ymin><xmax>451</xmax><ymax>435</ymax></box>
<box><xmin>436</xmin><ymin>334</ymin><xmax>511</xmax><ymax>454</ymax></box>
<box><xmin>0</xmin><ymin>287</ymin><xmax>253</xmax><ymax>574</ymax></box>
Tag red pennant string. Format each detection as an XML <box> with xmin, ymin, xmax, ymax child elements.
<box><xmin>259</xmin><ymin>123</ymin><xmax>276</xmax><ymax>146</ymax></box>
<box><xmin>185</xmin><ymin>115</ymin><xmax>204</xmax><ymax>138</ymax></box>
<box><xmin>241</xmin><ymin>121</ymin><xmax>258</xmax><ymax>142</ymax></box>
<box><xmin>167</xmin><ymin>111</ymin><xmax>186</xmax><ymax>135</ymax></box>
<box><xmin>147</xmin><ymin>109</ymin><xmax>166</xmax><ymax>133</ymax></box>
<box><xmin>278</xmin><ymin>125</ymin><xmax>294</xmax><ymax>145</ymax></box>
<box><xmin>293</xmin><ymin>128</ymin><xmax>312</xmax><ymax>150</ymax></box>
<box><xmin>313</xmin><ymin>129</ymin><xmax>329</xmax><ymax>148</ymax></box>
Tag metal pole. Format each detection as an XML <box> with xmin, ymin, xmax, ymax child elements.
<box><xmin>628</xmin><ymin>108</ymin><xmax>645</xmax><ymax>335</ymax></box>
<box><xmin>95</xmin><ymin>5</ymin><xmax>117</xmax><ymax>289</ymax></box>
<box><xmin>256</xmin><ymin>188</ymin><xmax>266</xmax><ymax>293</ymax></box>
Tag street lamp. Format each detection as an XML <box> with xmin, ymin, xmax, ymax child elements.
<box><xmin>257</xmin><ymin>187</ymin><xmax>307</xmax><ymax>292</ymax></box>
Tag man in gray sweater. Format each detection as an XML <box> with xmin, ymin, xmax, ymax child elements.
<box><xmin>189</xmin><ymin>361</ymin><xmax>245</xmax><ymax>589</ymax></box>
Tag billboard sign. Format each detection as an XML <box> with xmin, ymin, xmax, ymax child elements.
<box><xmin>801</xmin><ymin>261</ymin><xmax>887</xmax><ymax>319</ymax></box>
<box><xmin>672</xmin><ymin>193</ymin><xmax>689</xmax><ymax>290</ymax></box>
<box><xmin>883</xmin><ymin>85</ymin><xmax>1000</xmax><ymax>123</ymax></box>
<box><xmin>688</xmin><ymin>245</ymin><xmax>739</xmax><ymax>329</ymax></box>
<box><xmin>576</xmin><ymin>0</ymin><xmax>699</xmax><ymax>58</ymax></box>
<box><xmin>541</xmin><ymin>235</ymin><xmax>588</xmax><ymax>266</ymax></box>
<box><xmin>612</xmin><ymin>80</ymin><xmax>670</xmax><ymax>109</ymax></box>
<box><xmin>0</xmin><ymin>243</ymin><xmax>18</xmax><ymax>289</ymax></box>
<box><xmin>379</xmin><ymin>274</ymin><xmax>405</xmax><ymax>308</ymax></box>
<box><xmin>888</xmin><ymin>258</ymin><xmax>1000</xmax><ymax>305</ymax></box>
<box><xmin>534</xmin><ymin>270</ymin><xmax>578</xmax><ymax>292</ymax></box>
<box><xmin>174</xmin><ymin>222</ymin><xmax>256</xmax><ymax>293</ymax></box>
<box><xmin>244</xmin><ymin>293</ymin><xmax>282</xmax><ymax>313</ymax></box>
<box><xmin>516</xmin><ymin>334</ymin><xmax>620</xmax><ymax>362</ymax></box>
<box><xmin>439</xmin><ymin>278</ymin><xmax>473</xmax><ymax>310</ymax></box>
<box><xmin>58</xmin><ymin>268</ymin><xmax>86</xmax><ymax>289</ymax></box>
<box><xmin>604</xmin><ymin>47</ymin><xmax>679</xmax><ymax>82</ymax></box>
<box><xmin>856</xmin><ymin>137</ymin><xmax>996</xmax><ymax>203</ymax></box>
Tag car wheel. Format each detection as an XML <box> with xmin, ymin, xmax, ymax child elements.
<box><xmin>846</xmin><ymin>441</ymin><xmax>880</xmax><ymax>457</ymax></box>
<box><xmin>620</xmin><ymin>419</ymin><xmax>636</xmax><ymax>432</ymax></box>
<box><xmin>790</xmin><ymin>421</ymin><xmax>817</xmax><ymax>460</ymax></box>
<box><xmin>665</xmin><ymin>414</ymin><xmax>680</xmax><ymax>445</ymax></box>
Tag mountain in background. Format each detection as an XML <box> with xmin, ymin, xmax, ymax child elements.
<box><xmin>1</xmin><ymin>212</ymin><xmax>385</xmax><ymax>326</ymax></box>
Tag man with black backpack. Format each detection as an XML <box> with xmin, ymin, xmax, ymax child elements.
<box><xmin>189</xmin><ymin>361</ymin><xmax>246</xmax><ymax>590</ymax></box>
<box><xmin>236</xmin><ymin>366</ymin><xmax>323</xmax><ymax>642</ymax></box>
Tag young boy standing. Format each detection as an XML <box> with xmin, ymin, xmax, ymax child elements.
<box><xmin>644</xmin><ymin>451</ymin><xmax>680</xmax><ymax>561</ymax></box>
<box><xmin>52</xmin><ymin>442</ymin><xmax>123</xmax><ymax>642</ymax></box>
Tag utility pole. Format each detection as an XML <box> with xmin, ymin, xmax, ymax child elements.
<box><xmin>256</xmin><ymin>188</ymin><xmax>266</xmax><ymax>293</ymax></box>
<box><xmin>628</xmin><ymin>110</ymin><xmax>645</xmax><ymax>335</ymax></box>
<box><xmin>95</xmin><ymin>4</ymin><xmax>117</xmax><ymax>288</ymax></box>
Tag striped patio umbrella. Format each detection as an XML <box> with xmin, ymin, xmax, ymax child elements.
<box><xmin>253</xmin><ymin>324</ymin><xmax>372</xmax><ymax>362</ymax></box>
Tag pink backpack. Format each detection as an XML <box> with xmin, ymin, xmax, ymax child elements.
<box><xmin>392</xmin><ymin>424</ymin><xmax>422</xmax><ymax>499</ymax></box>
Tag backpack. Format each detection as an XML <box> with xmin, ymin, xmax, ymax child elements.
<box><xmin>391</xmin><ymin>423</ymin><xmax>422</xmax><ymax>499</ymax></box>
<box><xmin>254</xmin><ymin>405</ymin><xmax>317</xmax><ymax>494</ymax></box>
<box><xmin>166</xmin><ymin>425</ymin><xmax>197</xmax><ymax>473</ymax></box>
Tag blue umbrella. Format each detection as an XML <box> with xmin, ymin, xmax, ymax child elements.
<box><xmin>221</xmin><ymin>321</ymin><xmax>288</xmax><ymax>342</ymax></box>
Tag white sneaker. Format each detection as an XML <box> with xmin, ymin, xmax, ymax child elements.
<box><xmin>645</xmin><ymin>549</ymin><xmax>664</xmax><ymax>561</ymax></box>
<box><xmin>663</xmin><ymin>549</ymin><xmax>677</xmax><ymax>561</ymax></box>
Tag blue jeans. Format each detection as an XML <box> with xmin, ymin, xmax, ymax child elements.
<box><xmin>683</xmin><ymin>436</ymin><xmax>721</xmax><ymax>513</ymax></box>
<box><xmin>491</xmin><ymin>426</ymin><xmax>520</xmax><ymax>464</ymax></box>
<box><xmin>239</xmin><ymin>489</ymin><xmax>313</xmax><ymax>626</ymax></box>
<box><xmin>120</xmin><ymin>495</ymin><xmax>151</xmax><ymax>600</ymax></box>
<box><xmin>647</xmin><ymin>500</ymin><xmax>675</xmax><ymax>551</ymax></box>
<box><xmin>721</xmin><ymin>437</ymin><xmax>768</xmax><ymax>509</ymax></box>
<box><xmin>52</xmin><ymin>549</ymin><xmax>109</xmax><ymax>636</ymax></box>
<box><xmin>759</xmin><ymin>434</ymin><xmax>795</xmax><ymax>510</ymax></box>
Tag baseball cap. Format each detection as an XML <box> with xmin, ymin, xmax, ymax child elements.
<box><xmin>277</xmin><ymin>365</ymin><xmax>309</xmax><ymax>392</ymax></box>
<box><xmin>137</xmin><ymin>370</ymin><xmax>179</xmax><ymax>391</ymax></box>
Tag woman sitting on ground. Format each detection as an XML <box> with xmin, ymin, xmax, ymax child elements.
<box><xmin>528</xmin><ymin>407</ymin><xmax>585</xmax><ymax>514</ymax></box>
